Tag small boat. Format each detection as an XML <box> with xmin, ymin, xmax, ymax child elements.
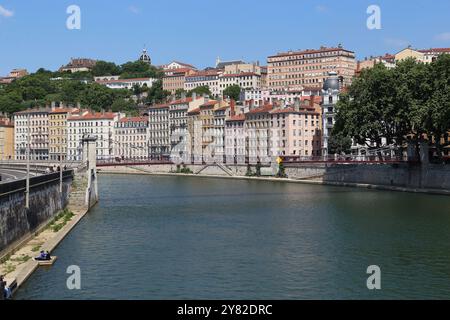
<box><xmin>35</xmin><ymin>256</ymin><xmax>58</xmax><ymax>266</ymax></box>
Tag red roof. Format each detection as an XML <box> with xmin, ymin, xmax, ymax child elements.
<box><xmin>419</xmin><ymin>48</ymin><xmax>450</xmax><ymax>53</ymax></box>
<box><xmin>226</xmin><ymin>114</ymin><xmax>245</xmax><ymax>122</ymax></box>
<box><xmin>68</xmin><ymin>112</ymin><xmax>116</xmax><ymax>120</ymax></box>
<box><xmin>246</xmin><ymin>104</ymin><xmax>273</xmax><ymax>115</ymax></box>
<box><xmin>200</xmin><ymin>100</ymin><xmax>218</xmax><ymax>108</ymax></box>
<box><xmin>269</xmin><ymin>47</ymin><xmax>354</xmax><ymax>58</ymax></box>
<box><xmin>163</xmin><ymin>68</ymin><xmax>194</xmax><ymax>75</ymax></box>
<box><xmin>222</xmin><ymin>72</ymin><xmax>259</xmax><ymax>78</ymax></box>
<box><xmin>118</xmin><ymin>116</ymin><xmax>148</xmax><ymax>123</ymax></box>
<box><xmin>0</xmin><ymin>120</ymin><xmax>13</xmax><ymax>127</ymax></box>
<box><xmin>96</xmin><ymin>78</ymin><xmax>152</xmax><ymax>84</ymax></box>
<box><xmin>50</xmin><ymin>107</ymin><xmax>79</xmax><ymax>114</ymax></box>
<box><xmin>170</xmin><ymin>97</ymin><xmax>193</xmax><ymax>105</ymax></box>
<box><xmin>188</xmin><ymin>108</ymin><xmax>200</xmax><ymax>115</ymax></box>
<box><xmin>186</xmin><ymin>70</ymin><xmax>220</xmax><ymax>78</ymax></box>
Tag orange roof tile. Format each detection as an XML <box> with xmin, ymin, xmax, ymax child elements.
<box><xmin>118</xmin><ymin>116</ymin><xmax>148</xmax><ymax>123</ymax></box>
<box><xmin>67</xmin><ymin>112</ymin><xmax>116</xmax><ymax>120</ymax></box>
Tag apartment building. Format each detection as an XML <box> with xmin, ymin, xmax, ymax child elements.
<box><xmin>219</xmin><ymin>72</ymin><xmax>261</xmax><ymax>96</ymax></box>
<box><xmin>245</xmin><ymin>104</ymin><xmax>273</xmax><ymax>163</ymax></box>
<box><xmin>114</xmin><ymin>116</ymin><xmax>149</xmax><ymax>160</ymax></box>
<box><xmin>270</xmin><ymin>102</ymin><xmax>322</xmax><ymax>158</ymax></box>
<box><xmin>267</xmin><ymin>46</ymin><xmax>356</xmax><ymax>90</ymax></box>
<box><xmin>225</xmin><ymin>114</ymin><xmax>246</xmax><ymax>164</ymax></box>
<box><xmin>0</xmin><ymin>118</ymin><xmax>14</xmax><ymax>160</ymax></box>
<box><xmin>163</xmin><ymin>68</ymin><xmax>196</xmax><ymax>94</ymax></box>
<box><xmin>14</xmin><ymin>108</ymin><xmax>50</xmax><ymax>160</ymax></box>
<box><xmin>49</xmin><ymin>106</ymin><xmax>79</xmax><ymax>161</ymax></box>
<box><xmin>321</xmin><ymin>72</ymin><xmax>341</xmax><ymax>157</ymax></box>
<box><xmin>184</xmin><ymin>69</ymin><xmax>221</xmax><ymax>96</ymax></box>
<box><xmin>395</xmin><ymin>47</ymin><xmax>450</xmax><ymax>64</ymax></box>
<box><xmin>148</xmin><ymin>103</ymin><xmax>170</xmax><ymax>159</ymax></box>
<box><xmin>95</xmin><ymin>77</ymin><xmax>157</xmax><ymax>90</ymax></box>
<box><xmin>67</xmin><ymin>111</ymin><xmax>122</xmax><ymax>161</ymax></box>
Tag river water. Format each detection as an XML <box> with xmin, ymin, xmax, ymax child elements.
<box><xmin>15</xmin><ymin>174</ymin><xmax>450</xmax><ymax>299</ymax></box>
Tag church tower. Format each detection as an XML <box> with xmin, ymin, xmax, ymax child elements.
<box><xmin>139</xmin><ymin>48</ymin><xmax>151</xmax><ymax>65</ymax></box>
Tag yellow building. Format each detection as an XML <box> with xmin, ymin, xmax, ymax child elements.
<box><xmin>0</xmin><ymin>118</ymin><xmax>14</xmax><ymax>160</ymax></box>
<box><xmin>395</xmin><ymin>47</ymin><xmax>450</xmax><ymax>64</ymax></box>
<box><xmin>49</xmin><ymin>107</ymin><xmax>79</xmax><ymax>161</ymax></box>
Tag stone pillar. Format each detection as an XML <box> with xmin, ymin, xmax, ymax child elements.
<box><xmin>82</xmin><ymin>136</ymin><xmax>98</xmax><ymax>208</ymax></box>
<box><xmin>419</xmin><ymin>141</ymin><xmax>429</xmax><ymax>165</ymax></box>
<box><xmin>407</xmin><ymin>141</ymin><xmax>416</xmax><ymax>162</ymax></box>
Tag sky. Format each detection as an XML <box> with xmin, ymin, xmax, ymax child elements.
<box><xmin>0</xmin><ymin>0</ymin><xmax>450</xmax><ymax>76</ymax></box>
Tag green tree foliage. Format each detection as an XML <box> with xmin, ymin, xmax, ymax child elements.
<box><xmin>334</xmin><ymin>55</ymin><xmax>450</xmax><ymax>159</ymax></box>
<box><xmin>91</xmin><ymin>61</ymin><xmax>121</xmax><ymax>77</ymax></box>
<box><xmin>145</xmin><ymin>80</ymin><xmax>170</xmax><ymax>104</ymax></box>
<box><xmin>111</xmin><ymin>98</ymin><xmax>137</xmax><ymax>115</ymax></box>
<box><xmin>175</xmin><ymin>88</ymin><xmax>188</xmax><ymax>99</ymax></box>
<box><xmin>187</xmin><ymin>85</ymin><xmax>212</xmax><ymax>97</ymax></box>
<box><xmin>328</xmin><ymin>131</ymin><xmax>353</xmax><ymax>155</ymax></box>
<box><xmin>222</xmin><ymin>84</ymin><xmax>241</xmax><ymax>101</ymax></box>
<box><xmin>120</xmin><ymin>61</ymin><xmax>163</xmax><ymax>79</ymax></box>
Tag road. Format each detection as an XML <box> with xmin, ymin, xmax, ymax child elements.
<box><xmin>0</xmin><ymin>169</ymin><xmax>39</xmax><ymax>184</ymax></box>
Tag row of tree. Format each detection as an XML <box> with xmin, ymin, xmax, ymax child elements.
<box><xmin>332</xmin><ymin>54</ymin><xmax>450</xmax><ymax>159</ymax></box>
<box><xmin>0</xmin><ymin>61</ymin><xmax>169</xmax><ymax>115</ymax></box>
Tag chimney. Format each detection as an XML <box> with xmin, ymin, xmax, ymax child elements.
<box><xmin>77</xmin><ymin>101</ymin><xmax>81</xmax><ymax>110</ymax></box>
<box><xmin>294</xmin><ymin>98</ymin><xmax>300</xmax><ymax>112</ymax></box>
<box><xmin>310</xmin><ymin>95</ymin><xmax>315</xmax><ymax>108</ymax></box>
<box><xmin>192</xmin><ymin>92</ymin><xmax>197</xmax><ymax>101</ymax></box>
<box><xmin>230</xmin><ymin>99</ymin><xmax>236</xmax><ymax>117</ymax></box>
<box><xmin>181</xmin><ymin>92</ymin><xmax>186</xmax><ymax>100</ymax></box>
<box><xmin>51</xmin><ymin>101</ymin><xmax>56</xmax><ymax>110</ymax></box>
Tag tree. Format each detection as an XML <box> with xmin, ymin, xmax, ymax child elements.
<box><xmin>92</xmin><ymin>61</ymin><xmax>120</xmax><ymax>77</ymax></box>
<box><xmin>145</xmin><ymin>80</ymin><xmax>170</xmax><ymax>104</ymax></box>
<box><xmin>421</xmin><ymin>54</ymin><xmax>450</xmax><ymax>160</ymax></box>
<box><xmin>328</xmin><ymin>131</ymin><xmax>352</xmax><ymax>155</ymax></box>
<box><xmin>79</xmin><ymin>83</ymin><xmax>115</xmax><ymax>111</ymax></box>
<box><xmin>333</xmin><ymin>56</ymin><xmax>450</xmax><ymax>161</ymax></box>
<box><xmin>111</xmin><ymin>98</ymin><xmax>136</xmax><ymax>114</ymax></box>
<box><xmin>175</xmin><ymin>89</ymin><xmax>188</xmax><ymax>99</ymax></box>
<box><xmin>222</xmin><ymin>84</ymin><xmax>241</xmax><ymax>101</ymax></box>
<box><xmin>120</xmin><ymin>61</ymin><xmax>163</xmax><ymax>79</ymax></box>
<box><xmin>187</xmin><ymin>85</ymin><xmax>211</xmax><ymax>97</ymax></box>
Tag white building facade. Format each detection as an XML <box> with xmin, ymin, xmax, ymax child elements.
<box><xmin>67</xmin><ymin>112</ymin><xmax>123</xmax><ymax>161</ymax></box>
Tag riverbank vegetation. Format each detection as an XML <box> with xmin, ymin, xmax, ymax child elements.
<box><xmin>333</xmin><ymin>54</ymin><xmax>450</xmax><ymax>161</ymax></box>
<box><xmin>48</xmin><ymin>209</ymin><xmax>75</xmax><ymax>233</ymax></box>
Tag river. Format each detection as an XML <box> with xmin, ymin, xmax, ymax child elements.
<box><xmin>15</xmin><ymin>174</ymin><xmax>450</xmax><ymax>299</ymax></box>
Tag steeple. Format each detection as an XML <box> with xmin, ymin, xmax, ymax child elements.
<box><xmin>139</xmin><ymin>47</ymin><xmax>151</xmax><ymax>65</ymax></box>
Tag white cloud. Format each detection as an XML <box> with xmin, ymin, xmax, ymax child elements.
<box><xmin>384</xmin><ymin>38</ymin><xmax>410</xmax><ymax>48</ymax></box>
<box><xmin>0</xmin><ymin>5</ymin><xmax>14</xmax><ymax>18</ymax></box>
<box><xmin>315</xmin><ymin>5</ymin><xmax>328</xmax><ymax>13</ymax></box>
<box><xmin>434</xmin><ymin>32</ymin><xmax>450</xmax><ymax>42</ymax></box>
<box><xmin>129</xmin><ymin>5</ymin><xmax>140</xmax><ymax>14</ymax></box>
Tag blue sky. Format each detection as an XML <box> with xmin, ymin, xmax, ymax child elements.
<box><xmin>0</xmin><ymin>0</ymin><xmax>449</xmax><ymax>76</ymax></box>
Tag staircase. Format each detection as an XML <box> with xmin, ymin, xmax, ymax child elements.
<box><xmin>67</xmin><ymin>171</ymin><xmax>88</xmax><ymax>213</ymax></box>
<box><xmin>196</xmin><ymin>163</ymin><xmax>234</xmax><ymax>176</ymax></box>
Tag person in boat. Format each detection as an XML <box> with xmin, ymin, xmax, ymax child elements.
<box><xmin>45</xmin><ymin>251</ymin><xmax>51</xmax><ymax>260</ymax></box>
